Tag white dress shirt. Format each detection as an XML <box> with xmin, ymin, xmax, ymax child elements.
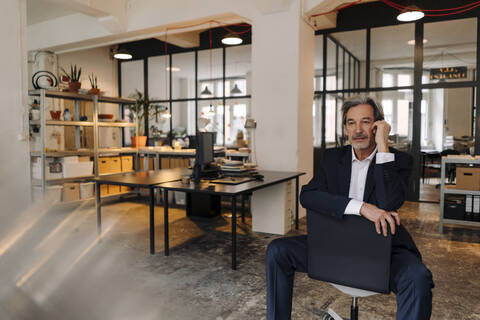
<box><xmin>344</xmin><ymin>146</ymin><xmax>395</xmax><ymax>216</ymax></box>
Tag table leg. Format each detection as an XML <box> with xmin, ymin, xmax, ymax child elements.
<box><xmin>232</xmin><ymin>195</ymin><xmax>237</xmax><ymax>270</ymax></box>
<box><xmin>241</xmin><ymin>194</ymin><xmax>246</xmax><ymax>223</ymax></box>
<box><xmin>149</xmin><ymin>187</ymin><xmax>155</xmax><ymax>255</ymax></box>
<box><xmin>295</xmin><ymin>177</ymin><xmax>299</xmax><ymax>230</ymax></box>
<box><xmin>96</xmin><ymin>182</ymin><xmax>101</xmax><ymax>235</ymax></box>
<box><xmin>163</xmin><ymin>189</ymin><xmax>169</xmax><ymax>256</ymax></box>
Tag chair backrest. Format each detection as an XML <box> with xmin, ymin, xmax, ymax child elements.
<box><xmin>307</xmin><ymin>210</ymin><xmax>391</xmax><ymax>294</ymax></box>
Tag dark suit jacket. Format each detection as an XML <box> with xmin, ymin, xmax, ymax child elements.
<box><xmin>300</xmin><ymin>145</ymin><xmax>420</xmax><ymax>256</ymax></box>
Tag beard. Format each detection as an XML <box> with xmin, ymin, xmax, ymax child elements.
<box><xmin>350</xmin><ymin>134</ymin><xmax>373</xmax><ymax>150</ymax></box>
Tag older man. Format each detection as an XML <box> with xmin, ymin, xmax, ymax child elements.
<box><xmin>266</xmin><ymin>96</ymin><xmax>433</xmax><ymax>320</ymax></box>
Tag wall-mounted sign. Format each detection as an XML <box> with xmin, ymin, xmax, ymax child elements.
<box><xmin>429</xmin><ymin>67</ymin><xmax>467</xmax><ymax>80</ymax></box>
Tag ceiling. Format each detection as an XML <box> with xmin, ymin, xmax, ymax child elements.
<box><xmin>26</xmin><ymin>0</ymin><xmax>77</xmax><ymax>25</ymax></box>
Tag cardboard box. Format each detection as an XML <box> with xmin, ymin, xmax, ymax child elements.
<box><xmin>78</xmin><ymin>156</ymin><xmax>91</xmax><ymax>162</ymax></box>
<box><xmin>98</xmin><ymin>156</ymin><xmax>122</xmax><ymax>174</ymax></box>
<box><xmin>121</xmin><ymin>186</ymin><xmax>131</xmax><ymax>193</ymax></box>
<box><xmin>32</xmin><ymin>185</ymin><xmax>63</xmax><ymax>203</ymax></box>
<box><xmin>63</xmin><ymin>161</ymin><xmax>93</xmax><ymax>178</ymax></box>
<box><xmin>108</xmin><ymin>185</ymin><xmax>121</xmax><ymax>194</ymax></box>
<box><xmin>63</xmin><ymin>183</ymin><xmax>80</xmax><ymax>202</ymax></box>
<box><xmin>121</xmin><ymin>155</ymin><xmax>133</xmax><ymax>172</ymax></box>
<box><xmin>456</xmin><ymin>167</ymin><xmax>480</xmax><ymax>190</ymax></box>
<box><xmin>100</xmin><ymin>184</ymin><xmax>108</xmax><ymax>196</ymax></box>
<box><xmin>79</xmin><ymin>182</ymin><xmax>95</xmax><ymax>199</ymax></box>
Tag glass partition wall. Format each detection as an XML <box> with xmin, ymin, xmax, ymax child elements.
<box><xmin>315</xmin><ymin>15</ymin><xmax>480</xmax><ymax>201</ymax></box>
<box><xmin>120</xmin><ymin>44</ymin><xmax>252</xmax><ymax>147</ymax></box>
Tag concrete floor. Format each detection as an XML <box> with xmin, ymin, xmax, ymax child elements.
<box><xmin>0</xmin><ymin>196</ymin><xmax>479</xmax><ymax>319</ymax></box>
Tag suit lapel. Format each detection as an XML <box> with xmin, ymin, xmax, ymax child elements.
<box><xmin>338</xmin><ymin>146</ymin><xmax>352</xmax><ymax>196</ymax></box>
<box><xmin>363</xmin><ymin>153</ymin><xmax>377</xmax><ymax>201</ymax></box>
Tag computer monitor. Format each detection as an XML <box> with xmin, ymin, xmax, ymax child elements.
<box><xmin>193</xmin><ymin>132</ymin><xmax>215</xmax><ymax>182</ymax></box>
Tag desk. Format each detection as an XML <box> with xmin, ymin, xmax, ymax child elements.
<box><xmin>93</xmin><ymin>168</ymin><xmax>190</xmax><ymax>254</ymax></box>
<box><xmin>158</xmin><ymin>170</ymin><xmax>305</xmax><ymax>269</ymax></box>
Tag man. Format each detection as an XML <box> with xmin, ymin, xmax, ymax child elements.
<box><xmin>266</xmin><ymin>96</ymin><xmax>434</xmax><ymax>320</ymax></box>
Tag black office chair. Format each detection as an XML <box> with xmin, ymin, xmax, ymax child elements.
<box><xmin>307</xmin><ymin>210</ymin><xmax>391</xmax><ymax>320</ymax></box>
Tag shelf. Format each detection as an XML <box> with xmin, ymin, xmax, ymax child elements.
<box><xmin>97</xmin><ymin>122</ymin><xmax>136</xmax><ymax>128</ymax></box>
<box><xmin>46</xmin><ymin>120</ymin><xmax>94</xmax><ymax>127</ymax></box>
<box><xmin>98</xmin><ymin>148</ymin><xmax>137</xmax><ymax>154</ymax></box>
<box><xmin>30</xmin><ymin>150</ymin><xmax>94</xmax><ymax>157</ymax></box>
<box><xmin>443</xmin><ymin>219</ymin><xmax>480</xmax><ymax>227</ymax></box>
<box><xmin>443</xmin><ymin>157</ymin><xmax>480</xmax><ymax>165</ymax></box>
<box><xmin>97</xmin><ymin>96</ymin><xmax>135</xmax><ymax>104</ymax></box>
<box><xmin>98</xmin><ymin>171</ymin><xmax>135</xmax><ymax>177</ymax></box>
<box><xmin>31</xmin><ymin>175</ymin><xmax>95</xmax><ymax>186</ymax></box>
<box><xmin>28</xmin><ymin>89</ymin><xmax>94</xmax><ymax>101</ymax></box>
<box><xmin>443</xmin><ymin>188</ymin><xmax>480</xmax><ymax>196</ymax></box>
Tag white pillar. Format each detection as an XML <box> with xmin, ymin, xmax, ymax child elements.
<box><xmin>0</xmin><ymin>0</ymin><xmax>30</xmax><ymax>222</ymax></box>
<box><xmin>250</xmin><ymin>1</ymin><xmax>314</xmax><ymax>233</ymax></box>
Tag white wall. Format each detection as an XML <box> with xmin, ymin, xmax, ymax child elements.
<box><xmin>0</xmin><ymin>0</ymin><xmax>30</xmax><ymax>225</ymax></box>
<box><xmin>57</xmin><ymin>47</ymin><xmax>120</xmax><ymax>147</ymax></box>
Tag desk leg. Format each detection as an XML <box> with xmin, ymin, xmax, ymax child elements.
<box><xmin>241</xmin><ymin>194</ymin><xmax>246</xmax><ymax>223</ymax></box>
<box><xmin>295</xmin><ymin>177</ymin><xmax>299</xmax><ymax>230</ymax></box>
<box><xmin>149</xmin><ymin>187</ymin><xmax>155</xmax><ymax>255</ymax></box>
<box><xmin>163</xmin><ymin>189</ymin><xmax>169</xmax><ymax>256</ymax></box>
<box><xmin>232</xmin><ymin>195</ymin><xmax>237</xmax><ymax>270</ymax></box>
<box><xmin>96</xmin><ymin>182</ymin><xmax>101</xmax><ymax>235</ymax></box>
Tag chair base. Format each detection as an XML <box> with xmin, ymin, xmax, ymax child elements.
<box><xmin>322</xmin><ymin>297</ymin><xmax>358</xmax><ymax>320</ymax></box>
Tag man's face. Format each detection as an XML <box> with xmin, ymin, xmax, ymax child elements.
<box><xmin>345</xmin><ymin>104</ymin><xmax>376</xmax><ymax>150</ymax></box>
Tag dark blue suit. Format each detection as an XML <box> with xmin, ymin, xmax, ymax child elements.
<box><xmin>266</xmin><ymin>146</ymin><xmax>434</xmax><ymax>320</ymax></box>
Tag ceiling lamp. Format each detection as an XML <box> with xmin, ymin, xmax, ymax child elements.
<box><xmin>201</xmin><ymin>85</ymin><xmax>212</xmax><ymax>95</ymax></box>
<box><xmin>407</xmin><ymin>39</ymin><xmax>428</xmax><ymax>45</ymax></box>
<box><xmin>166</xmin><ymin>67</ymin><xmax>181</xmax><ymax>72</ymax></box>
<box><xmin>397</xmin><ymin>5</ymin><xmax>424</xmax><ymax>22</ymax></box>
<box><xmin>222</xmin><ymin>34</ymin><xmax>243</xmax><ymax>45</ymax></box>
<box><xmin>207</xmin><ymin>104</ymin><xmax>216</xmax><ymax>116</ymax></box>
<box><xmin>230</xmin><ymin>83</ymin><xmax>242</xmax><ymax>95</ymax></box>
<box><xmin>113</xmin><ymin>48</ymin><xmax>132</xmax><ymax>60</ymax></box>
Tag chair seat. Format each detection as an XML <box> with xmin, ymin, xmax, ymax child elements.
<box><xmin>330</xmin><ymin>283</ymin><xmax>379</xmax><ymax>298</ymax></box>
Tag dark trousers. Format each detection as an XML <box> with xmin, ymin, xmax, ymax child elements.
<box><xmin>266</xmin><ymin>235</ymin><xmax>434</xmax><ymax>320</ymax></box>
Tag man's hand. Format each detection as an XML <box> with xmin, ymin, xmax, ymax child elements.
<box><xmin>372</xmin><ymin>120</ymin><xmax>391</xmax><ymax>153</ymax></box>
<box><xmin>359</xmin><ymin>203</ymin><xmax>400</xmax><ymax>236</ymax></box>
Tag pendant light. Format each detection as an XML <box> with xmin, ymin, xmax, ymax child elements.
<box><xmin>113</xmin><ymin>48</ymin><xmax>132</xmax><ymax>60</ymax></box>
<box><xmin>397</xmin><ymin>5</ymin><xmax>424</xmax><ymax>22</ymax></box>
<box><xmin>230</xmin><ymin>83</ymin><xmax>242</xmax><ymax>95</ymax></box>
<box><xmin>222</xmin><ymin>33</ymin><xmax>242</xmax><ymax>45</ymax></box>
<box><xmin>207</xmin><ymin>104</ymin><xmax>215</xmax><ymax>116</ymax></box>
<box><xmin>201</xmin><ymin>85</ymin><xmax>213</xmax><ymax>95</ymax></box>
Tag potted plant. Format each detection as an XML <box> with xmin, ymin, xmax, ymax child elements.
<box><xmin>126</xmin><ymin>89</ymin><xmax>165</xmax><ymax>147</ymax></box>
<box><xmin>88</xmin><ymin>73</ymin><xmax>100</xmax><ymax>95</ymax></box>
<box><xmin>60</xmin><ymin>64</ymin><xmax>82</xmax><ymax>93</ymax></box>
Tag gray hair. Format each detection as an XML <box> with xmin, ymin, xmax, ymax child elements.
<box><xmin>342</xmin><ymin>96</ymin><xmax>384</xmax><ymax>125</ymax></box>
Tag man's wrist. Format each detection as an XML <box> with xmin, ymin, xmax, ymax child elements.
<box><xmin>377</xmin><ymin>142</ymin><xmax>389</xmax><ymax>153</ymax></box>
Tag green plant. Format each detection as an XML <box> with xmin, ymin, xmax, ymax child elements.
<box><xmin>88</xmin><ymin>73</ymin><xmax>98</xmax><ymax>88</ymax></box>
<box><xmin>60</xmin><ymin>64</ymin><xmax>82</xmax><ymax>82</ymax></box>
<box><xmin>126</xmin><ymin>89</ymin><xmax>166</xmax><ymax>136</ymax></box>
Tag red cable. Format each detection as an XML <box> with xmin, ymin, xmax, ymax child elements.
<box><xmin>381</xmin><ymin>0</ymin><xmax>480</xmax><ymax>16</ymax></box>
<box><xmin>382</xmin><ymin>0</ymin><xmax>480</xmax><ymax>12</ymax></box>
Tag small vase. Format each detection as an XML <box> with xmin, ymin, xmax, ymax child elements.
<box><xmin>131</xmin><ymin>136</ymin><xmax>147</xmax><ymax>148</ymax></box>
<box><xmin>89</xmin><ymin>88</ymin><xmax>100</xmax><ymax>95</ymax></box>
<box><xmin>68</xmin><ymin>81</ymin><xmax>81</xmax><ymax>93</ymax></box>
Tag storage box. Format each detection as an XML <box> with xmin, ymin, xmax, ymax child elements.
<box><xmin>63</xmin><ymin>183</ymin><xmax>80</xmax><ymax>202</ymax></box>
<box><xmin>32</xmin><ymin>185</ymin><xmax>63</xmax><ymax>203</ymax></box>
<box><xmin>108</xmin><ymin>185</ymin><xmax>121</xmax><ymax>194</ymax></box>
<box><xmin>32</xmin><ymin>158</ymin><xmax>63</xmax><ymax>180</ymax></box>
<box><xmin>98</xmin><ymin>156</ymin><xmax>122</xmax><ymax>174</ymax></box>
<box><xmin>79</xmin><ymin>182</ymin><xmax>95</xmax><ymax>199</ymax></box>
<box><xmin>63</xmin><ymin>161</ymin><xmax>93</xmax><ymax>178</ymax></box>
<box><xmin>456</xmin><ymin>167</ymin><xmax>480</xmax><ymax>190</ymax></box>
<box><xmin>100</xmin><ymin>184</ymin><xmax>109</xmax><ymax>196</ymax></box>
<box><xmin>121</xmin><ymin>186</ymin><xmax>131</xmax><ymax>193</ymax></box>
<box><xmin>62</xmin><ymin>156</ymin><xmax>79</xmax><ymax>163</ymax></box>
<box><xmin>78</xmin><ymin>156</ymin><xmax>91</xmax><ymax>162</ymax></box>
<box><xmin>174</xmin><ymin>191</ymin><xmax>186</xmax><ymax>205</ymax></box>
<box><xmin>121</xmin><ymin>155</ymin><xmax>133</xmax><ymax>172</ymax></box>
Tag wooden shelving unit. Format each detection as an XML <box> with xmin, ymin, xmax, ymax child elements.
<box><xmin>29</xmin><ymin>89</ymin><xmax>138</xmax><ymax>203</ymax></box>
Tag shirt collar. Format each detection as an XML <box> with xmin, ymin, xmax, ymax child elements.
<box><xmin>351</xmin><ymin>145</ymin><xmax>377</xmax><ymax>163</ymax></box>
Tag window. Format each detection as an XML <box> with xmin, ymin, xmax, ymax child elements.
<box><xmin>397</xmin><ymin>100</ymin><xmax>409</xmax><ymax>136</ymax></box>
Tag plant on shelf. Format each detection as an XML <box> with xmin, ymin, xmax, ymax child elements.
<box><xmin>126</xmin><ymin>89</ymin><xmax>165</xmax><ymax>147</ymax></box>
<box><xmin>88</xmin><ymin>73</ymin><xmax>100</xmax><ymax>95</ymax></box>
<box><xmin>60</xmin><ymin>64</ymin><xmax>82</xmax><ymax>93</ymax></box>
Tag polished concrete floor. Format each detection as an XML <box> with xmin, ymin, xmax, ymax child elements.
<box><xmin>0</xmin><ymin>196</ymin><xmax>478</xmax><ymax>319</ymax></box>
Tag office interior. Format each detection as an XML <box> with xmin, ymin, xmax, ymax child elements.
<box><xmin>0</xmin><ymin>0</ymin><xmax>479</xmax><ymax>319</ymax></box>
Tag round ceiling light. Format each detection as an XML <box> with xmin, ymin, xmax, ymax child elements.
<box><xmin>407</xmin><ymin>39</ymin><xmax>428</xmax><ymax>45</ymax></box>
<box><xmin>397</xmin><ymin>6</ymin><xmax>424</xmax><ymax>22</ymax></box>
<box><xmin>222</xmin><ymin>34</ymin><xmax>243</xmax><ymax>45</ymax></box>
<box><xmin>113</xmin><ymin>49</ymin><xmax>132</xmax><ymax>60</ymax></box>
<box><xmin>166</xmin><ymin>67</ymin><xmax>181</xmax><ymax>72</ymax></box>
